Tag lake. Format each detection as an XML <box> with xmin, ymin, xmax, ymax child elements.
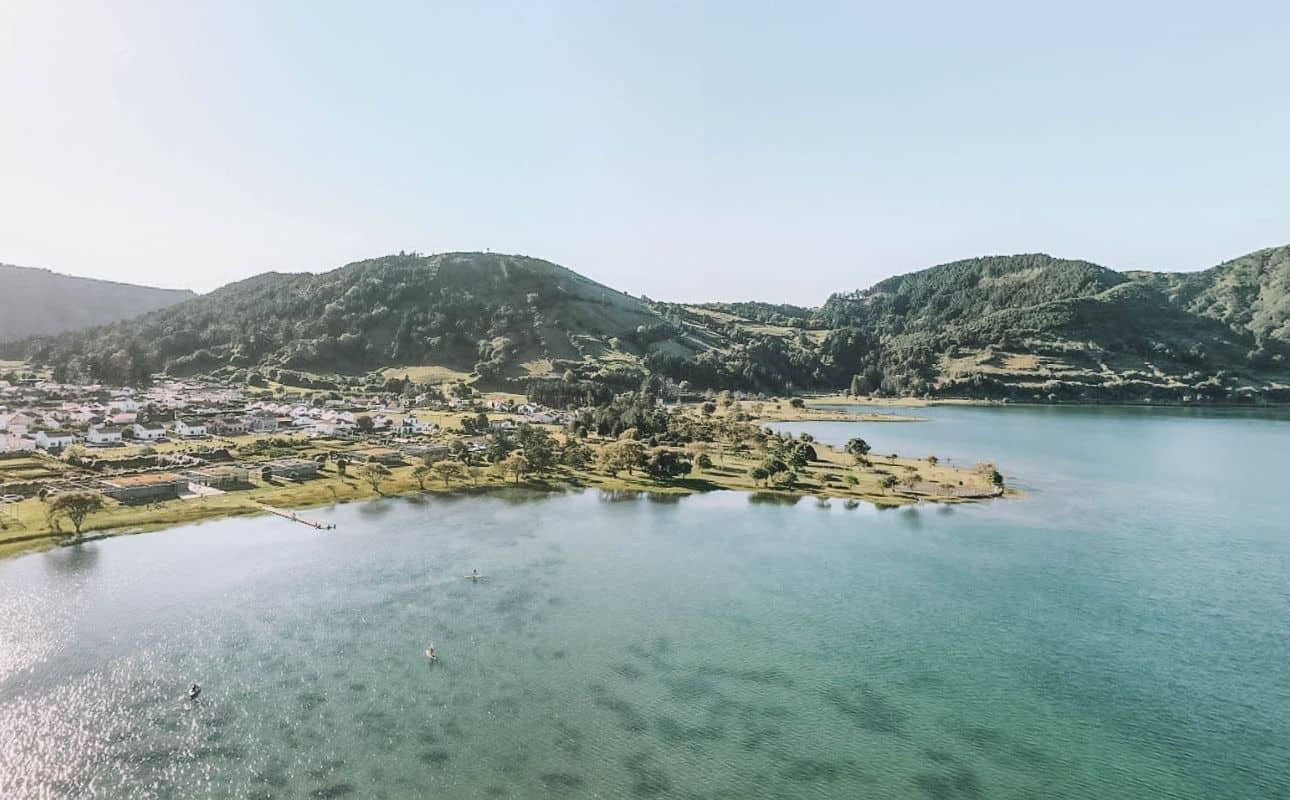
<box><xmin>1</xmin><ymin>405</ymin><xmax>1287</xmax><ymax>799</ymax></box>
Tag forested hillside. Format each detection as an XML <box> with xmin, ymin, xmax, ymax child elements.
<box><xmin>0</xmin><ymin>263</ymin><xmax>194</xmax><ymax>341</ymax></box>
<box><xmin>6</xmin><ymin>246</ymin><xmax>1289</xmax><ymax>403</ymax></box>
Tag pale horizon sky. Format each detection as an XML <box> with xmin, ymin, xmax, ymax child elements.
<box><xmin>2</xmin><ymin>1</ymin><xmax>1288</xmax><ymax>304</ymax></box>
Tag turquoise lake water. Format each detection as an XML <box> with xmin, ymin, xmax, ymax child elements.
<box><xmin>1</xmin><ymin>405</ymin><xmax>1287</xmax><ymax>798</ymax></box>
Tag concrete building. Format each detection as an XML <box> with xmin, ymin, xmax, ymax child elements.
<box><xmin>100</xmin><ymin>473</ymin><xmax>188</xmax><ymax>503</ymax></box>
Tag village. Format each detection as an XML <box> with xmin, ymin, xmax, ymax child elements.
<box><xmin>0</xmin><ymin>372</ymin><xmax>1005</xmax><ymax>559</ymax></box>
<box><xmin>0</xmin><ymin>374</ymin><xmax>574</xmax><ymax>539</ymax></box>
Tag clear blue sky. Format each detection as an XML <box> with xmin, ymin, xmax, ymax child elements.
<box><xmin>2</xmin><ymin>1</ymin><xmax>1287</xmax><ymax>304</ymax></box>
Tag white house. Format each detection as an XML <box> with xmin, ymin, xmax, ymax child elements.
<box><xmin>0</xmin><ymin>413</ymin><xmax>35</xmax><ymax>436</ymax></box>
<box><xmin>133</xmin><ymin>423</ymin><xmax>167</xmax><ymax>440</ymax></box>
<box><xmin>0</xmin><ymin>434</ymin><xmax>36</xmax><ymax>453</ymax></box>
<box><xmin>174</xmin><ymin>419</ymin><xmax>208</xmax><ymax>438</ymax></box>
<box><xmin>110</xmin><ymin>398</ymin><xmax>140</xmax><ymax>413</ymax></box>
<box><xmin>87</xmin><ymin>425</ymin><xmax>123</xmax><ymax>445</ymax></box>
<box><xmin>396</xmin><ymin>414</ymin><xmax>430</xmax><ymax>435</ymax></box>
<box><xmin>34</xmin><ymin>430</ymin><xmax>76</xmax><ymax>450</ymax></box>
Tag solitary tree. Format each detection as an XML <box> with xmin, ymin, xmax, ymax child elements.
<box><xmin>505</xmin><ymin>453</ymin><xmax>530</xmax><ymax>485</ymax></box>
<box><xmin>879</xmin><ymin>474</ymin><xmax>898</xmax><ymax>494</ymax></box>
<box><xmin>50</xmin><ymin>491</ymin><xmax>104</xmax><ymax>540</ymax></box>
<box><xmin>844</xmin><ymin>438</ymin><xmax>871</xmax><ymax>462</ymax></box>
<box><xmin>360</xmin><ymin>462</ymin><xmax>391</xmax><ymax>493</ymax></box>
<box><xmin>335</xmin><ymin>457</ymin><xmax>348</xmax><ymax>476</ymax></box>
<box><xmin>430</xmin><ymin>459</ymin><xmax>462</xmax><ymax>488</ymax></box>
<box><xmin>355</xmin><ymin>415</ymin><xmax>375</xmax><ymax>435</ymax></box>
<box><xmin>411</xmin><ymin>464</ymin><xmax>432</xmax><ymax>490</ymax></box>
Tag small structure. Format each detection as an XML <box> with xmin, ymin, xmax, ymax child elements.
<box><xmin>100</xmin><ymin>473</ymin><xmax>188</xmax><ymax>503</ymax></box>
<box><xmin>343</xmin><ymin>448</ymin><xmax>405</xmax><ymax>466</ymax></box>
<box><xmin>400</xmin><ymin>443</ymin><xmax>449</xmax><ymax>461</ymax></box>
<box><xmin>174</xmin><ymin>419</ymin><xmax>208</xmax><ymax>438</ymax></box>
<box><xmin>133</xmin><ymin>423</ymin><xmax>167</xmax><ymax>441</ymax></box>
<box><xmin>264</xmin><ymin>458</ymin><xmax>320</xmax><ymax>481</ymax></box>
<box><xmin>186</xmin><ymin>465</ymin><xmax>251</xmax><ymax>489</ymax></box>
<box><xmin>210</xmin><ymin>416</ymin><xmax>249</xmax><ymax>436</ymax></box>
<box><xmin>34</xmin><ymin>430</ymin><xmax>76</xmax><ymax>451</ymax></box>
<box><xmin>87</xmin><ymin>425</ymin><xmax>123</xmax><ymax>446</ymax></box>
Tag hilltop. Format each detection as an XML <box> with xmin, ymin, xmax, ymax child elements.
<box><xmin>6</xmin><ymin>246</ymin><xmax>1289</xmax><ymax>403</ymax></box>
<box><xmin>0</xmin><ymin>263</ymin><xmax>194</xmax><ymax>342</ymax></box>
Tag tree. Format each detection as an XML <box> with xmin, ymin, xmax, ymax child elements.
<box><xmin>355</xmin><ymin>415</ymin><xmax>375</xmax><ymax>434</ymax></box>
<box><xmin>335</xmin><ymin>457</ymin><xmax>348</xmax><ymax>476</ymax></box>
<box><xmin>50</xmin><ymin>491</ymin><xmax>104</xmax><ymax>539</ymax></box>
<box><xmin>430</xmin><ymin>459</ymin><xmax>463</xmax><ymax>488</ymax></box>
<box><xmin>789</xmin><ymin>397</ymin><xmax>805</xmax><ymax>408</ymax></box>
<box><xmin>516</xmin><ymin>424</ymin><xmax>555</xmax><ymax>472</ymax></box>
<box><xmin>751</xmin><ymin>467</ymin><xmax>769</xmax><ymax>486</ymax></box>
<box><xmin>844</xmin><ymin>437</ymin><xmax>871</xmax><ymax>464</ymax></box>
<box><xmin>62</xmin><ymin>443</ymin><xmax>88</xmax><ymax>464</ymax></box>
<box><xmin>695</xmin><ymin>453</ymin><xmax>713</xmax><ymax>471</ymax></box>
<box><xmin>879</xmin><ymin>474</ymin><xmax>898</xmax><ymax>493</ymax></box>
<box><xmin>771</xmin><ymin>470</ymin><xmax>797</xmax><ymax>490</ymax></box>
<box><xmin>487</xmin><ymin>429</ymin><xmax>514</xmax><ymax>463</ymax></box>
<box><xmin>645</xmin><ymin>449</ymin><xmax>692</xmax><ymax>480</ymax></box>
<box><xmin>360</xmin><ymin>462</ymin><xmax>391</xmax><ymax>493</ymax></box>
<box><xmin>411</xmin><ymin>464</ymin><xmax>432</xmax><ymax>490</ymax></box>
<box><xmin>561</xmin><ymin>442</ymin><xmax>593</xmax><ymax>469</ymax></box>
<box><xmin>504</xmin><ymin>453</ymin><xmax>529</xmax><ymax>485</ymax></box>
<box><xmin>597</xmin><ymin>440</ymin><xmax>644</xmax><ymax>477</ymax></box>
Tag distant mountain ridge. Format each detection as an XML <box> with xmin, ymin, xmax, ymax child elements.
<box><xmin>6</xmin><ymin>245</ymin><xmax>1289</xmax><ymax>403</ymax></box>
<box><xmin>0</xmin><ymin>263</ymin><xmax>195</xmax><ymax>342</ymax></box>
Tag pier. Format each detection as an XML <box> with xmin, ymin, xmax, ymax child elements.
<box><xmin>256</xmin><ymin>503</ymin><xmax>336</xmax><ymax>530</ymax></box>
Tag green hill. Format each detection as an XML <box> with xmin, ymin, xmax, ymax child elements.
<box><xmin>813</xmin><ymin>248</ymin><xmax>1290</xmax><ymax>401</ymax></box>
<box><xmin>12</xmin><ymin>252</ymin><xmax>734</xmax><ymax>389</ymax></box>
<box><xmin>8</xmin><ymin>246</ymin><xmax>1290</xmax><ymax>403</ymax></box>
<box><xmin>0</xmin><ymin>263</ymin><xmax>194</xmax><ymax>342</ymax></box>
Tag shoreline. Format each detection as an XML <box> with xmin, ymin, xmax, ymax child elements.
<box><xmin>803</xmin><ymin>393</ymin><xmax>1290</xmax><ymax>411</ymax></box>
<box><xmin>0</xmin><ymin>446</ymin><xmax>1008</xmax><ymax>562</ymax></box>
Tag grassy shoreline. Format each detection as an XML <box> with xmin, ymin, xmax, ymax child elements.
<box><xmin>0</xmin><ymin>442</ymin><xmax>1007</xmax><ymax>562</ymax></box>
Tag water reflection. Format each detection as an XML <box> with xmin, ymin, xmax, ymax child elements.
<box><xmin>41</xmin><ymin>542</ymin><xmax>101</xmax><ymax>576</ymax></box>
<box><xmin>748</xmin><ymin>493</ymin><xmax>801</xmax><ymax>507</ymax></box>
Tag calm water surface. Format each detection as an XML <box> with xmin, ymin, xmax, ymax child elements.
<box><xmin>1</xmin><ymin>405</ymin><xmax>1287</xmax><ymax>799</ymax></box>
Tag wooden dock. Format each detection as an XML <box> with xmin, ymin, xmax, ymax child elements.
<box><xmin>256</xmin><ymin>503</ymin><xmax>335</xmax><ymax>530</ymax></box>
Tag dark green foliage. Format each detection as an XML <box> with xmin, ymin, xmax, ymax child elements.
<box><xmin>10</xmin><ymin>245</ymin><xmax>1290</xmax><ymax>401</ymax></box>
<box><xmin>515</xmin><ymin>424</ymin><xmax>556</xmax><ymax>472</ymax></box>
<box><xmin>644</xmin><ymin>449</ymin><xmax>692</xmax><ymax>479</ymax></box>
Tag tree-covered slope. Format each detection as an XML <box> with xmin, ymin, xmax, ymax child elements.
<box><xmin>8</xmin><ymin>246</ymin><xmax>1290</xmax><ymax>403</ymax></box>
<box><xmin>1128</xmin><ymin>245</ymin><xmax>1290</xmax><ymax>346</ymax></box>
<box><xmin>0</xmin><ymin>263</ymin><xmax>194</xmax><ymax>342</ymax></box>
<box><xmin>814</xmin><ymin>250</ymin><xmax>1290</xmax><ymax>401</ymax></box>
<box><xmin>13</xmin><ymin>252</ymin><xmax>715</xmax><ymax>386</ymax></box>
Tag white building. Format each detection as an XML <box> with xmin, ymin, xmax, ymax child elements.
<box><xmin>87</xmin><ymin>425</ymin><xmax>123</xmax><ymax>445</ymax></box>
<box><xmin>174</xmin><ymin>419</ymin><xmax>208</xmax><ymax>438</ymax></box>
<box><xmin>397</xmin><ymin>414</ymin><xmax>430</xmax><ymax>435</ymax></box>
<box><xmin>0</xmin><ymin>413</ymin><xmax>35</xmax><ymax>436</ymax></box>
<box><xmin>133</xmin><ymin>423</ymin><xmax>167</xmax><ymax>440</ymax></box>
<box><xmin>34</xmin><ymin>430</ymin><xmax>76</xmax><ymax>451</ymax></box>
<box><xmin>0</xmin><ymin>434</ymin><xmax>37</xmax><ymax>453</ymax></box>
